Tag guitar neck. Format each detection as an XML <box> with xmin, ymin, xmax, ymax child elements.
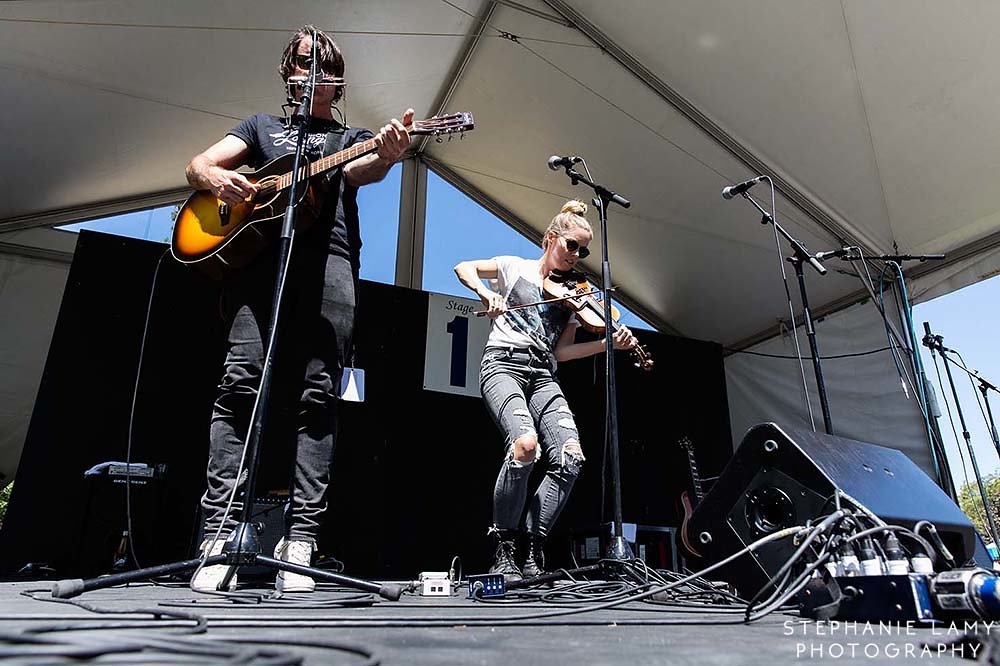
<box><xmin>689</xmin><ymin>465</ymin><xmax>705</xmax><ymax>503</ymax></box>
<box><xmin>275</xmin><ymin>137</ymin><xmax>379</xmax><ymax>191</ymax></box>
<box><xmin>310</xmin><ymin>137</ymin><xmax>379</xmax><ymax>178</ymax></box>
<box><xmin>681</xmin><ymin>440</ymin><xmax>706</xmax><ymax>503</ymax></box>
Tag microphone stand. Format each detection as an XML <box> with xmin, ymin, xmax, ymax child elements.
<box><xmin>816</xmin><ymin>252</ymin><xmax>955</xmax><ymax>496</ymax></box>
<box><xmin>974</xmin><ymin>376</ymin><xmax>1000</xmax><ymax>463</ymax></box>
<box><xmin>50</xmin><ymin>33</ymin><xmax>402</xmax><ymax>602</ymax></box>
<box><xmin>979</xmin><ymin>378</ymin><xmax>1000</xmax><ymax>460</ymax></box>
<box><xmin>925</xmin><ymin>330</ymin><xmax>1000</xmax><ymax>463</ymax></box>
<box><xmin>922</xmin><ymin>323</ymin><xmax>1000</xmax><ymax>546</ymax></box>
<box><xmin>739</xmin><ymin>190</ymin><xmax>834</xmax><ymax>434</ymax></box>
<box><xmin>880</xmin><ymin>255</ymin><xmax>954</xmax><ymax>496</ymax></box>
<box><xmin>555</xmin><ymin>161</ymin><xmax>633</xmax><ymax>560</ymax></box>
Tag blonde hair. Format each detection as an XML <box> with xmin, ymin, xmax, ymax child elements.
<box><xmin>542</xmin><ymin>200</ymin><xmax>592</xmax><ymax>250</ymax></box>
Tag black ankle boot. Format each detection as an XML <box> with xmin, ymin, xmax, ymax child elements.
<box><xmin>488</xmin><ymin>528</ymin><xmax>522</xmax><ymax>582</ymax></box>
<box><xmin>522</xmin><ymin>533</ymin><xmax>546</xmax><ymax>578</ymax></box>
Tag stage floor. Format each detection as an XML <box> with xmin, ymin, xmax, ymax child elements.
<box><xmin>0</xmin><ymin>578</ymin><xmax>978</xmax><ymax>664</ymax></box>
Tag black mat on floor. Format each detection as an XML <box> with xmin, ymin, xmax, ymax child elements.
<box><xmin>0</xmin><ymin>580</ymin><xmax>978</xmax><ymax>664</ymax></box>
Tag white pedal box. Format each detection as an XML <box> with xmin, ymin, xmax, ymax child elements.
<box><xmin>419</xmin><ymin>571</ymin><xmax>451</xmax><ymax>596</ymax></box>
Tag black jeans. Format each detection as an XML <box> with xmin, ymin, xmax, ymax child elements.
<box><xmin>201</xmin><ymin>244</ymin><xmax>356</xmax><ymax>544</ymax></box>
<box><xmin>480</xmin><ymin>347</ymin><xmax>585</xmax><ymax>538</ymax></box>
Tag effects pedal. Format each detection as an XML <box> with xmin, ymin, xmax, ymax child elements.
<box><xmin>467</xmin><ymin>573</ymin><xmax>506</xmax><ymax>598</ymax></box>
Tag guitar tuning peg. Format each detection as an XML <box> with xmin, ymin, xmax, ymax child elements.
<box><xmin>435</xmin><ymin>136</ymin><xmax>443</xmax><ymax>143</ymax></box>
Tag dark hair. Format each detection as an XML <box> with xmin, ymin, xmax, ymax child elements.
<box><xmin>278</xmin><ymin>25</ymin><xmax>345</xmax><ymax>103</ymax></box>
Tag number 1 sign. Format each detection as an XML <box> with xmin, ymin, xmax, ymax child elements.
<box><xmin>423</xmin><ymin>292</ymin><xmax>492</xmax><ymax>397</ymax></box>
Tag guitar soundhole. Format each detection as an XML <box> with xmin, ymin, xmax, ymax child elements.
<box><xmin>254</xmin><ymin>179</ymin><xmax>281</xmax><ymax>207</ymax></box>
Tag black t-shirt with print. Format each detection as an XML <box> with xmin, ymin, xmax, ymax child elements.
<box><xmin>227</xmin><ymin>113</ymin><xmax>374</xmax><ymax>266</ymax></box>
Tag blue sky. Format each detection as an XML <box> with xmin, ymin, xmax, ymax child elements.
<box><xmin>914</xmin><ymin>277</ymin><xmax>1000</xmax><ymax>484</ymax></box>
<box><xmin>61</xmin><ymin>164</ymin><xmax>1000</xmax><ymax>492</ymax></box>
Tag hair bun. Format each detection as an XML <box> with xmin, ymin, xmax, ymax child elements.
<box><xmin>560</xmin><ymin>200</ymin><xmax>587</xmax><ymax>216</ymax></box>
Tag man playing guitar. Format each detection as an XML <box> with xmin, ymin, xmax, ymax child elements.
<box><xmin>184</xmin><ymin>24</ymin><xmax>412</xmax><ymax>594</ymax></box>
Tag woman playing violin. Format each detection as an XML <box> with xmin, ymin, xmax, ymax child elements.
<box><xmin>454</xmin><ymin>200</ymin><xmax>638</xmax><ymax>581</ymax></box>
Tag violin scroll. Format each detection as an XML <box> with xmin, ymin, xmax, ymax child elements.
<box><xmin>543</xmin><ymin>271</ymin><xmax>654</xmax><ymax>372</ymax></box>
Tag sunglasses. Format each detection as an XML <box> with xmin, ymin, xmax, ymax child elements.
<box><xmin>294</xmin><ymin>54</ymin><xmax>336</xmax><ymax>74</ymax></box>
<box><xmin>562</xmin><ymin>236</ymin><xmax>590</xmax><ymax>259</ymax></box>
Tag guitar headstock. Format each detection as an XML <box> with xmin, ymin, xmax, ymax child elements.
<box><xmin>677</xmin><ymin>436</ymin><xmax>694</xmax><ymax>453</ymax></box>
<box><xmin>410</xmin><ymin>112</ymin><xmax>475</xmax><ymax>139</ymax></box>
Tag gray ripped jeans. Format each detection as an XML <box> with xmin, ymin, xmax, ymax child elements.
<box><xmin>480</xmin><ymin>346</ymin><xmax>585</xmax><ymax>538</ymax></box>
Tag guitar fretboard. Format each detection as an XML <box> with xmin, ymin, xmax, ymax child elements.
<box><xmin>680</xmin><ymin>438</ymin><xmax>706</xmax><ymax>503</ymax></box>
<box><xmin>276</xmin><ymin>137</ymin><xmax>379</xmax><ymax>191</ymax></box>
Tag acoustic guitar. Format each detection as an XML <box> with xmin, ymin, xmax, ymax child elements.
<box><xmin>171</xmin><ymin>112</ymin><xmax>474</xmax><ymax>278</ymax></box>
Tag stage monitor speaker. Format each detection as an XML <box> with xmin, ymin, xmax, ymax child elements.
<box><xmin>686</xmin><ymin>423</ymin><xmax>976</xmax><ymax>596</ymax></box>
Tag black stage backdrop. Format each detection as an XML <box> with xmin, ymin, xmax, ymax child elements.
<box><xmin>0</xmin><ymin>231</ymin><xmax>732</xmax><ymax>579</ymax></box>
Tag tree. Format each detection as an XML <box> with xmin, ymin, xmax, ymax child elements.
<box><xmin>0</xmin><ymin>482</ymin><xmax>11</xmax><ymax>531</ymax></box>
<box><xmin>957</xmin><ymin>474</ymin><xmax>1000</xmax><ymax>544</ymax></box>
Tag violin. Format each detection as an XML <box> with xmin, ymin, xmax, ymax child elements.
<box><xmin>543</xmin><ymin>270</ymin><xmax>655</xmax><ymax>372</ymax></box>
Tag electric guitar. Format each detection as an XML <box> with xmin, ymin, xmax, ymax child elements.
<box><xmin>678</xmin><ymin>436</ymin><xmax>707</xmax><ymax>558</ymax></box>
<box><xmin>171</xmin><ymin>112</ymin><xmax>474</xmax><ymax>278</ymax></box>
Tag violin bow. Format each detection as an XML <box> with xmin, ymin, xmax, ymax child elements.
<box><xmin>473</xmin><ymin>288</ymin><xmax>613</xmax><ymax>317</ymax></box>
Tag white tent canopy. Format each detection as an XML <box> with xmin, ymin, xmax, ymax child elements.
<box><xmin>3</xmin><ymin>1</ymin><xmax>999</xmax><ymax>482</ymax></box>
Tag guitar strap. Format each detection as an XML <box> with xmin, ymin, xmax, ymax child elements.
<box><xmin>298</xmin><ymin>125</ymin><xmax>348</xmax><ymax>224</ymax></box>
<box><xmin>319</xmin><ymin>126</ymin><xmax>362</xmax><ymax>383</ymax></box>
<box><xmin>321</xmin><ymin>126</ymin><xmax>348</xmax><ymax>188</ymax></box>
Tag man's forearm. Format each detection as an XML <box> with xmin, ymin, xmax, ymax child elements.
<box><xmin>185</xmin><ymin>155</ymin><xmax>217</xmax><ymax>190</ymax></box>
<box><xmin>344</xmin><ymin>154</ymin><xmax>396</xmax><ymax>187</ymax></box>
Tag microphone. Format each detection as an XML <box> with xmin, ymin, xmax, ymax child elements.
<box><xmin>286</xmin><ymin>76</ymin><xmax>345</xmax><ymax>88</ymax></box>
<box><xmin>721</xmin><ymin>176</ymin><xmax>766</xmax><ymax>200</ymax></box>
<box><xmin>814</xmin><ymin>248</ymin><xmax>854</xmax><ymax>261</ymax></box>
<box><xmin>548</xmin><ymin>155</ymin><xmax>583</xmax><ymax>171</ymax></box>
<box><xmin>922</xmin><ymin>322</ymin><xmax>944</xmax><ymax>352</ymax></box>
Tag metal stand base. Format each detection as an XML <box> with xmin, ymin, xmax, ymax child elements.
<box><xmin>605</xmin><ymin>535</ymin><xmax>634</xmax><ymax>561</ymax></box>
<box><xmin>51</xmin><ymin>520</ymin><xmax>403</xmax><ymax>601</ymax></box>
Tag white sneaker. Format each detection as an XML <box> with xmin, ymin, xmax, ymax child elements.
<box><xmin>274</xmin><ymin>538</ymin><xmax>316</xmax><ymax>593</ymax></box>
<box><xmin>191</xmin><ymin>537</ymin><xmax>237</xmax><ymax>593</ymax></box>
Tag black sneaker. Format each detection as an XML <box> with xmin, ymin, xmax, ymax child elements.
<box><xmin>489</xmin><ymin>530</ymin><xmax>522</xmax><ymax>582</ymax></box>
<box><xmin>522</xmin><ymin>533</ymin><xmax>546</xmax><ymax>578</ymax></box>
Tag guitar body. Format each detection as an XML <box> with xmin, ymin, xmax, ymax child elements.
<box><xmin>169</xmin><ymin>112</ymin><xmax>474</xmax><ymax>280</ymax></box>
<box><xmin>679</xmin><ymin>490</ymin><xmax>702</xmax><ymax>558</ymax></box>
<box><xmin>171</xmin><ymin>153</ymin><xmax>321</xmax><ymax>280</ymax></box>
<box><xmin>676</xmin><ymin>436</ymin><xmax>706</xmax><ymax>559</ymax></box>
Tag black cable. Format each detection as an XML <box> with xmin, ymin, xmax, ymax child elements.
<box><xmin>20</xmin><ymin>588</ymin><xmax>206</xmax><ymax>634</ymax></box>
<box><xmin>930</xmin><ymin>348</ymin><xmax>984</xmax><ymax>528</ymax></box>
<box><xmin>12</xmin><ymin>589</ymin><xmax>380</xmax><ymax>664</ymax></box>
<box><xmin>160</xmin><ymin>591</ymin><xmax>378</xmax><ymax>610</ymax></box>
<box><xmin>123</xmin><ymin>247</ymin><xmax>171</xmax><ymax>575</ymax></box>
<box><xmin>744</xmin><ymin>510</ymin><xmax>845</xmax><ymax>620</ymax></box>
<box><xmin>724</xmin><ymin>346</ymin><xmax>894</xmax><ymax>360</ymax></box>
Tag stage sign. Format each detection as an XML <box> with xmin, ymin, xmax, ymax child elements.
<box><xmin>424</xmin><ymin>292</ymin><xmax>492</xmax><ymax>397</ymax></box>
